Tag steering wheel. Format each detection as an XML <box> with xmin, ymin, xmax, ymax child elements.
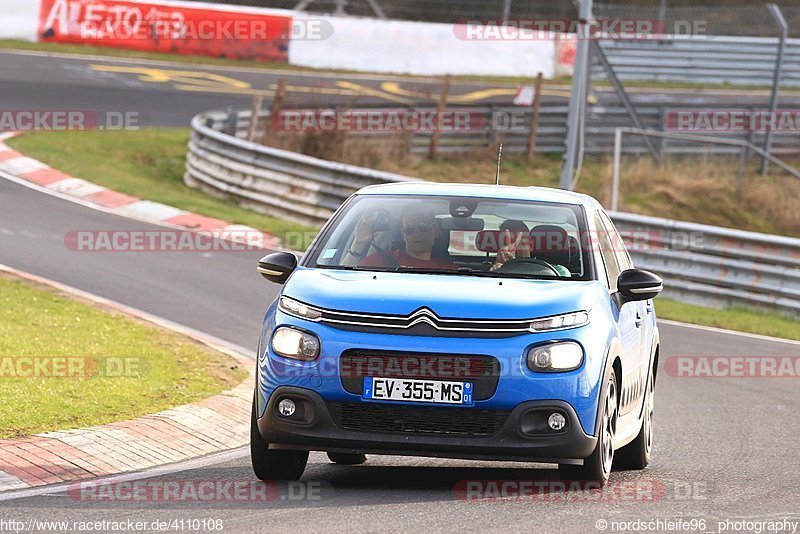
<box><xmin>498</xmin><ymin>257</ymin><xmax>561</xmax><ymax>277</ymax></box>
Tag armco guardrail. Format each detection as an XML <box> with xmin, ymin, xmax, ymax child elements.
<box><xmin>186</xmin><ymin>110</ymin><xmax>800</xmax><ymax>317</ymax></box>
<box><xmin>186</xmin><ymin>111</ymin><xmax>413</xmax><ymax>227</ymax></box>
<box><xmin>609</xmin><ymin>212</ymin><xmax>800</xmax><ymax>315</ymax></box>
<box><xmin>597</xmin><ymin>36</ymin><xmax>800</xmax><ymax>87</ymax></box>
<box><xmin>209</xmin><ymin>104</ymin><xmax>800</xmax><ymax>158</ymax></box>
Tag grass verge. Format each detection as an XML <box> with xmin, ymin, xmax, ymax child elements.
<box><xmin>6</xmin><ymin>129</ymin><xmax>318</xmax><ymax>248</ymax></box>
<box><xmin>655</xmin><ymin>298</ymin><xmax>800</xmax><ymax>342</ymax></box>
<box><xmin>0</xmin><ymin>272</ymin><xmax>247</xmax><ymax>439</ymax></box>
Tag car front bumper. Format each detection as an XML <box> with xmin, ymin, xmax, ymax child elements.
<box><xmin>258</xmin><ymin>386</ymin><xmax>598</xmax><ymax>465</ymax></box>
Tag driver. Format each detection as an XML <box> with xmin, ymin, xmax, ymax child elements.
<box><xmin>490</xmin><ymin>220</ymin><xmax>571</xmax><ymax>276</ymax></box>
<box><xmin>489</xmin><ymin>220</ymin><xmax>531</xmax><ymax>272</ymax></box>
<box><xmin>345</xmin><ymin>204</ymin><xmax>457</xmax><ymax>269</ymax></box>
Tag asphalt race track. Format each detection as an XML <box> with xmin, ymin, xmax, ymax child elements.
<box><xmin>0</xmin><ymin>48</ymin><xmax>799</xmax><ymax>533</ymax></box>
<box><xmin>2</xmin><ymin>49</ymin><xmax>799</xmax><ymax>128</ymax></box>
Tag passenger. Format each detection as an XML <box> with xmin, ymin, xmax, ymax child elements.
<box><xmin>345</xmin><ymin>204</ymin><xmax>457</xmax><ymax>269</ymax></box>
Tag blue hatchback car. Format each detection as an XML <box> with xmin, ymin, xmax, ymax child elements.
<box><xmin>252</xmin><ymin>183</ymin><xmax>662</xmax><ymax>484</ymax></box>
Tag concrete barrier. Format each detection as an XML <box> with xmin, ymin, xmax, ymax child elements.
<box><xmin>288</xmin><ymin>13</ymin><xmax>556</xmax><ymax>77</ymax></box>
<box><xmin>2</xmin><ymin>0</ymin><xmax>41</xmax><ymax>42</ymax></box>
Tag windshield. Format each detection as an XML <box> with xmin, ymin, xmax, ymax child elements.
<box><xmin>306</xmin><ymin>195</ymin><xmax>593</xmax><ymax>281</ymax></box>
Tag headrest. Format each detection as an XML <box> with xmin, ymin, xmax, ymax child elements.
<box><xmin>567</xmin><ymin>235</ymin><xmax>580</xmax><ymax>252</ymax></box>
<box><xmin>475</xmin><ymin>229</ymin><xmax>531</xmax><ymax>253</ymax></box>
<box><xmin>530</xmin><ymin>225</ymin><xmax>570</xmax><ymax>253</ymax></box>
<box><xmin>475</xmin><ymin>230</ymin><xmax>503</xmax><ymax>253</ymax></box>
<box><xmin>475</xmin><ymin>226</ymin><xmax>572</xmax><ymax>254</ymax></box>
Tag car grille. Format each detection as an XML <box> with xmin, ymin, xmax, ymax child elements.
<box><xmin>328</xmin><ymin>402</ymin><xmax>510</xmax><ymax>437</ymax></box>
<box><xmin>339</xmin><ymin>350</ymin><xmax>500</xmax><ymax>401</ymax></box>
<box><xmin>318</xmin><ymin>306</ymin><xmax>532</xmax><ymax>338</ymax></box>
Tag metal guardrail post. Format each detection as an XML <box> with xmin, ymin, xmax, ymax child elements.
<box><xmin>560</xmin><ymin>0</ymin><xmax>592</xmax><ymax>190</ymax></box>
<box><xmin>264</xmin><ymin>80</ymin><xmax>287</xmax><ymax>146</ymax></box>
<box><xmin>526</xmin><ymin>72</ymin><xmax>544</xmax><ymax>161</ymax></box>
<box><xmin>612</xmin><ymin>128</ymin><xmax>622</xmax><ymax>211</ymax></box>
<box><xmin>225</xmin><ymin>107</ymin><xmax>237</xmax><ymax>136</ymax></box>
<box><xmin>428</xmin><ymin>74</ymin><xmax>451</xmax><ymax>159</ymax></box>
<box><xmin>502</xmin><ymin>0</ymin><xmax>512</xmax><ymax>22</ymax></box>
<box><xmin>247</xmin><ymin>96</ymin><xmax>264</xmax><ymax>143</ymax></box>
<box><xmin>762</xmin><ymin>4</ymin><xmax>788</xmax><ymax>175</ymax></box>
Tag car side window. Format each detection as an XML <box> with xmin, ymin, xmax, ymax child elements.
<box><xmin>594</xmin><ymin>212</ymin><xmax>622</xmax><ymax>291</ymax></box>
<box><xmin>599</xmin><ymin>211</ymin><xmax>633</xmax><ymax>271</ymax></box>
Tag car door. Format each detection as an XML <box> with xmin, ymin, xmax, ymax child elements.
<box><xmin>593</xmin><ymin>212</ymin><xmax>645</xmax><ymax>417</ymax></box>
<box><xmin>599</xmin><ymin>211</ymin><xmax>653</xmax><ymax>372</ymax></box>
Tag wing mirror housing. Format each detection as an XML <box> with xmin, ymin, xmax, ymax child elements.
<box><xmin>617</xmin><ymin>269</ymin><xmax>663</xmax><ymax>305</ymax></box>
<box><xmin>257</xmin><ymin>252</ymin><xmax>298</xmax><ymax>284</ymax></box>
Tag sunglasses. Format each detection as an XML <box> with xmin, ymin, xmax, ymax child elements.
<box><xmin>402</xmin><ymin>223</ymin><xmax>434</xmax><ymax>235</ymax></box>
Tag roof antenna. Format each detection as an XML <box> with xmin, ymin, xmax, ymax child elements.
<box><xmin>495</xmin><ymin>143</ymin><xmax>503</xmax><ymax>186</ymax></box>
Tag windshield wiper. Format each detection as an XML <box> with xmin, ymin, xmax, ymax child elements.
<box><xmin>393</xmin><ymin>266</ymin><xmax>481</xmax><ymax>275</ymax></box>
<box><xmin>395</xmin><ymin>267</ymin><xmax>567</xmax><ymax>280</ymax></box>
<box><xmin>322</xmin><ymin>264</ymin><xmax>569</xmax><ymax>280</ymax></box>
<box><xmin>317</xmin><ymin>264</ymin><xmax>392</xmax><ymax>272</ymax></box>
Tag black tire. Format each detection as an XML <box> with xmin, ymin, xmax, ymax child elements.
<box><xmin>250</xmin><ymin>396</ymin><xmax>308</xmax><ymax>481</ymax></box>
<box><xmin>558</xmin><ymin>367</ymin><xmax>618</xmax><ymax>485</ymax></box>
<box><xmin>327</xmin><ymin>452</ymin><xmax>367</xmax><ymax>465</ymax></box>
<box><xmin>617</xmin><ymin>367</ymin><xmax>655</xmax><ymax>470</ymax></box>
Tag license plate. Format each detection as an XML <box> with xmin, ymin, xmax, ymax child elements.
<box><xmin>362</xmin><ymin>377</ymin><xmax>473</xmax><ymax>405</ymax></box>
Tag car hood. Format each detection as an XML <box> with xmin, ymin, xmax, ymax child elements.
<box><xmin>282</xmin><ymin>268</ymin><xmax>605</xmax><ymax>320</ymax></box>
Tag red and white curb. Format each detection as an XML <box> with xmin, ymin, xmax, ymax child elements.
<box><xmin>0</xmin><ymin>263</ymin><xmax>255</xmax><ymax>493</ymax></box>
<box><xmin>0</xmin><ymin>132</ymin><xmax>282</xmax><ymax>250</ymax></box>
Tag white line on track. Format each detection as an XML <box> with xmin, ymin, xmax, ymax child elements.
<box><xmin>657</xmin><ymin>318</ymin><xmax>800</xmax><ymax>347</ymax></box>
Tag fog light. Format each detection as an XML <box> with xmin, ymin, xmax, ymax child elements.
<box><xmin>548</xmin><ymin>413</ymin><xmax>566</xmax><ymax>431</ymax></box>
<box><xmin>278</xmin><ymin>399</ymin><xmax>296</xmax><ymax>417</ymax></box>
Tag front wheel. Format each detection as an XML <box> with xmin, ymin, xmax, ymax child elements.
<box><xmin>558</xmin><ymin>367</ymin><xmax>618</xmax><ymax>485</ymax></box>
<box><xmin>251</xmin><ymin>395</ymin><xmax>308</xmax><ymax>481</ymax></box>
<box><xmin>617</xmin><ymin>367</ymin><xmax>655</xmax><ymax>470</ymax></box>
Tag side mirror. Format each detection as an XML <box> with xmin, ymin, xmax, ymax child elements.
<box><xmin>257</xmin><ymin>252</ymin><xmax>297</xmax><ymax>284</ymax></box>
<box><xmin>617</xmin><ymin>269</ymin><xmax>663</xmax><ymax>304</ymax></box>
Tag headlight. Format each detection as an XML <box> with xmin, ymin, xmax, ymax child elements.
<box><xmin>271</xmin><ymin>327</ymin><xmax>320</xmax><ymax>361</ymax></box>
<box><xmin>529</xmin><ymin>311</ymin><xmax>589</xmax><ymax>332</ymax></box>
<box><xmin>527</xmin><ymin>342</ymin><xmax>584</xmax><ymax>372</ymax></box>
<box><xmin>279</xmin><ymin>296</ymin><xmax>322</xmax><ymax>321</ymax></box>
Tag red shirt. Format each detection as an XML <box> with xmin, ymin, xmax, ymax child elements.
<box><xmin>359</xmin><ymin>249</ymin><xmax>457</xmax><ymax>269</ymax></box>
